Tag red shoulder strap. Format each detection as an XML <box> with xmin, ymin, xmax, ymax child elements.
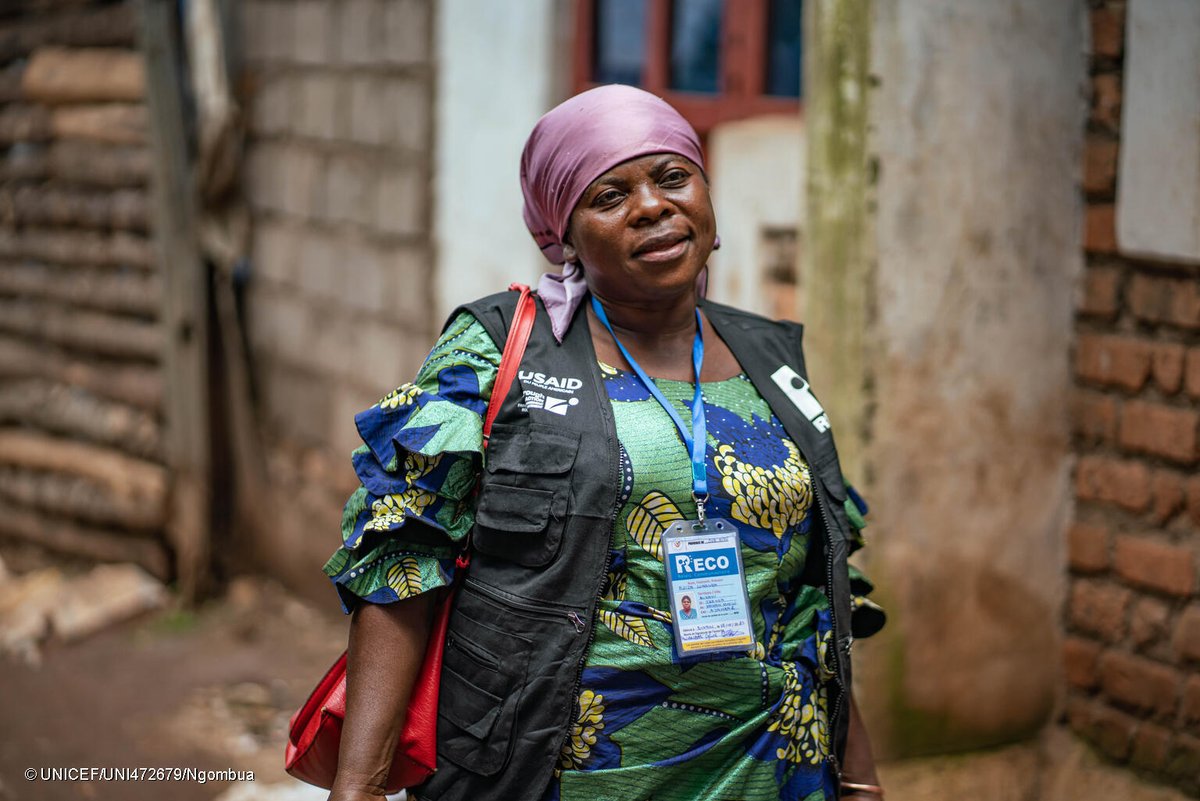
<box><xmin>482</xmin><ymin>283</ymin><xmax>535</xmax><ymax>448</ymax></box>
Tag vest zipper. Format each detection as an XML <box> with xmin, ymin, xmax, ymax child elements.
<box><xmin>463</xmin><ymin>576</ymin><xmax>585</xmax><ymax>623</ymax></box>
<box><xmin>556</xmin><ymin>436</ymin><xmax>621</xmax><ymax>770</ymax></box>
<box><xmin>814</xmin><ymin>484</ymin><xmax>846</xmax><ymax>786</ymax></box>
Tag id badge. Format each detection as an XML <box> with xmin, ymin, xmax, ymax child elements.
<box><xmin>663</xmin><ymin>519</ymin><xmax>755</xmax><ymax>656</ymax></box>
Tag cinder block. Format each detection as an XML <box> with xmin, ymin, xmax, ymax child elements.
<box><xmin>243</xmin><ymin>142</ymin><xmax>286</xmax><ymax>214</ymax></box>
<box><xmin>324</xmin><ymin>153</ymin><xmax>377</xmax><ymax>227</ymax></box>
<box><xmin>242</xmin><ymin>1</ymin><xmax>293</xmax><ymax>63</ymax></box>
<box><xmin>337</xmin><ymin>0</ymin><xmax>383</xmax><ymax>66</ymax></box>
<box><xmin>295</xmin><ymin>72</ymin><xmax>341</xmax><ymax>141</ymax></box>
<box><xmin>384</xmin><ymin>76</ymin><xmax>429</xmax><ymax>152</ymax></box>
<box><xmin>383</xmin><ymin>0</ymin><xmax>431</xmax><ymax>66</ymax></box>
<box><xmin>384</xmin><ymin>245</ymin><xmax>431</xmax><ymax>325</ymax></box>
<box><xmin>292</xmin><ymin>0</ymin><xmax>335</xmax><ymax>65</ymax></box>
<box><xmin>249</xmin><ymin>73</ymin><xmax>293</xmax><ymax>136</ymax></box>
<box><xmin>374</xmin><ymin>162</ymin><xmax>423</xmax><ymax>236</ymax></box>
<box><xmin>295</xmin><ymin>227</ymin><xmax>341</xmax><ymax>301</ymax></box>
<box><xmin>334</xmin><ymin>236</ymin><xmax>390</xmax><ymax>316</ymax></box>
<box><xmin>348</xmin><ymin>74</ymin><xmax>387</xmax><ymax>145</ymax></box>
<box><xmin>280</xmin><ymin>145</ymin><xmax>325</xmax><ymax>219</ymax></box>
<box><xmin>251</xmin><ymin>217</ymin><xmax>300</xmax><ymax>288</ymax></box>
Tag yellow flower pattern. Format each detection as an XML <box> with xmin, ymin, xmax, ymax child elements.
<box><xmin>363</xmin><ymin>451</ymin><xmax>441</xmax><ymax>532</ymax></box>
<box><xmin>713</xmin><ymin>439</ymin><xmax>812</xmax><ymax>537</ymax></box>
<box><xmin>377</xmin><ymin>383</ymin><xmax>423</xmax><ymax>409</ymax></box>
<box><xmin>559</xmin><ymin>689</ymin><xmax>606</xmax><ymax>771</ymax></box>
<box><xmin>768</xmin><ymin>662</ymin><xmax>829</xmax><ymax>766</ymax></box>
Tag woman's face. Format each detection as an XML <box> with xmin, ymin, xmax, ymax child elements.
<box><xmin>563</xmin><ymin>153</ymin><xmax>716</xmax><ymax>306</ymax></box>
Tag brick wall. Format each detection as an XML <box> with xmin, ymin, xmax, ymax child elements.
<box><xmin>1065</xmin><ymin>2</ymin><xmax>1200</xmax><ymax>794</ymax></box>
<box><xmin>238</xmin><ymin>0</ymin><xmax>436</xmax><ymax>592</ymax></box>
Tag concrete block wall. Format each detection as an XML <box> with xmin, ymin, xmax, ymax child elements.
<box><xmin>1064</xmin><ymin>2</ymin><xmax>1200</xmax><ymax>794</ymax></box>
<box><xmin>238</xmin><ymin>0</ymin><xmax>436</xmax><ymax>596</ymax></box>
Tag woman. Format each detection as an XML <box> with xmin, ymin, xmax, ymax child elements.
<box><xmin>322</xmin><ymin>85</ymin><xmax>886</xmax><ymax>801</ymax></box>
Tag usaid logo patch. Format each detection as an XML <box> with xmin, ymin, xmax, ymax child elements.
<box><xmin>770</xmin><ymin>366</ymin><xmax>831</xmax><ymax>433</ymax></box>
<box><xmin>519</xmin><ymin>371</ymin><xmax>583</xmax><ymax>395</ymax></box>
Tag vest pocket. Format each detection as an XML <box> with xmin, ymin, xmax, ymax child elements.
<box><xmin>473</xmin><ymin>424</ymin><xmax>578</xmax><ymax>567</ymax></box>
<box><xmin>437</xmin><ymin>609</ymin><xmax>531</xmax><ymax>776</ymax></box>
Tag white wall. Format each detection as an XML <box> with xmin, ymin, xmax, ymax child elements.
<box><xmin>708</xmin><ymin>117</ymin><xmax>805</xmax><ymax>318</ymax></box>
<box><xmin>1117</xmin><ymin>0</ymin><xmax>1200</xmax><ymax>264</ymax></box>
<box><xmin>861</xmin><ymin>0</ymin><xmax>1086</xmax><ymax>755</ymax></box>
<box><xmin>434</xmin><ymin>0</ymin><xmax>561</xmax><ymax>323</ymax></box>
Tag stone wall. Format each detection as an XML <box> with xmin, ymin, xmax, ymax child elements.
<box><xmin>1063</xmin><ymin>1</ymin><xmax>1200</xmax><ymax>794</ymax></box>
<box><xmin>238</xmin><ymin>0</ymin><xmax>436</xmax><ymax>596</ymax></box>
<box><xmin>0</xmin><ymin>1</ymin><xmax>170</xmax><ymax>580</ymax></box>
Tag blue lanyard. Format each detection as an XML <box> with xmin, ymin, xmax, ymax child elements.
<box><xmin>590</xmin><ymin>296</ymin><xmax>710</xmax><ymax>519</ymax></box>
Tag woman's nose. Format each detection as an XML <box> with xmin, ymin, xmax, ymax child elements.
<box><xmin>628</xmin><ymin>182</ymin><xmax>671</xmax><ymax>225</ymax></box>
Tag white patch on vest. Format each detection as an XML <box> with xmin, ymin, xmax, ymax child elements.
<box><xmin>770</xmin><ymin>366</ymin><xmax>831</xmax><ymax>433</ymax></box>
<box><xmin>519</xmin><ymin>370</ymin><xmax>584</xmax><ymax>395</ymax></box>
<box><xmin>519</xmin><ymin>389</ymin><xmax>579</xmax><ymax>416</ymax></box>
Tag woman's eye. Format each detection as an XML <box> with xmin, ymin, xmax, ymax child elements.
<box><xmin>661</xmin><ymin>169</ymin><xmax>688</xmax><ymax>185</ymax></box>
<box><xmin>594</xmin><ymin>190</ymin><xmax>622</xmax><ymax>206</ymax></box>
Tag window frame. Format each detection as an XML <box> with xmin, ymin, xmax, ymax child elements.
<box><xmin>573</xmin><ymin>0</ymin><xmax>803</xmax><ymax>135</ymax></box>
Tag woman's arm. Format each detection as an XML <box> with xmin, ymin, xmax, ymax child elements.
<box><xmin>329</xmin><ymin>591</ymin><xmax>435</xmax><ymax>801</ymax></box>
<box><xmin>841</xmin><ymin>692</ymin><xmax>883</xmax><ymax>797</ymax></box>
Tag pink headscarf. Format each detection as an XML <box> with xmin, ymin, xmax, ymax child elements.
<box><xmin>520</xmin><ymin>85</ymin><xmax>708</xmax><ymax>342</ymax></box>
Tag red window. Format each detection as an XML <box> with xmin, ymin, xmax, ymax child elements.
<box><xmin>574</xmin><ymin>0</ymin><xmax>804</xmax><ymax>136</ymax></box>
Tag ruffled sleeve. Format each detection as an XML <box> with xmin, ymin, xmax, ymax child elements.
<box><xmin>843</xmin><ymin>482</ymin><xmax>887</xmax><ymax>639</ymax></box>
<box><xmin>321</xmin><ymin>311</ymin><xmax>500</xmax><ymax>614</ymax></box>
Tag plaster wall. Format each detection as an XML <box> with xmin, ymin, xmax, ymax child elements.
<box><xmin>434</xmin><ymin>0</ymin><xmax>561</xmax><ymax>321</ymax></box>
<box><xmin>860</xmin><ymin>0</ymin><xmax>1086</xmax><ymax>754</ymax></box>
<box><xmin>708</xmin><ymin>117</ymin><xmax>805</xmax><ymax>318</ymax></box>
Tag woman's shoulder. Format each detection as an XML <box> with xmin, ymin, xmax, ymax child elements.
<box><xmin>699</xmin><ymin>298</ymin><xmax>805</xmax><ymax>338</ymax></box>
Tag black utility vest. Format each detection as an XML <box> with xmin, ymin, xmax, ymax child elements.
<box><xmin>416</xmin><ymin>292</ymin><xmax>857</xmax><ymax>801</ymax></box>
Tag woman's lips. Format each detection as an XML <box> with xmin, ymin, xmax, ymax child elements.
<box><xmin>633</xmin><ymin>235</ymin><xmax>690</xmax><ymax>263</ymax></box>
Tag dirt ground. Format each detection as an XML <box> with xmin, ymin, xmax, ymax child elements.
<box><xmin>0</xmin><ymin>569</ymin><xmax>348</xmax><ymax>801</ymax></box>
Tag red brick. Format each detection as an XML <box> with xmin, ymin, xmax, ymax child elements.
<box><xmin>1118</xmin><ymin>401</ymin><xmax>1199</xmax><ymax>464</ymax></box>
<box><xmin>1151</xmin><ymin>343</ymin><xmax>1186</xmax><ymax>394</ymax></box>
<box><xmin>1091</xmin><ymin>74</ymin><xmax>1122</xmax><ymax>131</ymax></box>
<box><xmin>1183</xmin><ymin>675</ymin><xmax>1200</xmax><ymax>726</ymax></box>
<box><xmin>1091</xmin><ymin>5</ymin><xmax>1125</xmax><ymax>59</ymax></box>
<box><xmin>1085</xmin><ymin>203</ymin><xmax>1117</xmax><ymax>254</ymax></box>
<box><xmin>1070</xmin><ymin>578</ymin><xmax>1131</xmax><ymax>642</ymax></box>
<box><xmin>1070</xmin><ymin>391</ymin><xmax>1118</xmax><ymax>445</ymax></box>
<box><xmin>1150</xmin><ymin>470</ymin><xmax>1185</xmax><ymax>525</ymax></box>
<box><xmin>1129</xmin><ymin>273</ymin><xmax>1200</xmax><ymax>330</ymax></box>
<box><xmin>1064</xmin><ymin>636</ymin><xmax>1103</xmax><ymax>690</ymax></box>
<box><xmin>1075</xmin><ymin>455</ymin><xmax>1152</xmax><ymax>512</ymax></box>
<box><xmin>1166</xmin><ymin>735</ymin><xmax>1200</xmax><ymax>790</ymax></box>
<box><xmin>1083</xmin><ymin>137</ymin><xmax>1119</xmax><ymax>196</ymax></box>
<box><xmin>1065</xmin><ymin>696</ymin><xmax>1092</xmax><ymax>734</ymax></box>
<box><xmin>1075</xmin><ymin>334</ymin><xmax>1152</xmax><ymax>392</ymax></box>
<box><xmin>1114</xmin><ymin>535</ymin><xmax>1197</xmax><ymax>597</ymax></box>
<box><xmin>1069</xmin><ymin>521</ymin><xmax>1110</xmax><ymax>573</ymax></box>
<box><xmin>1186</xmin><ymin>348</ymin><xmax>1200</xmax><ymax>400</ymax></box>
<box><xmin>1131</xmin><ymin>723</ymin><xmax>1171</xmax><ymax>772</ymax></box>
<box><xmin>1175</xmin><ymin>605</ymin><xmax>1200</xmax><ymax>662</ymax></box>
<box><xmin>1079</xmin><ymin>264</ymin><xmax>1121</xmax><ymax>317</ymax></box>
<box><xmin>1188</xmin><ymin>475</ymin><xmax>1200</xmax><ymax>528</ymax></box>
<box><xmin>1099</xmin><ymin>650</ymin><xmax>1180</xmax><ymax>717</ymax></box>
<box><xmin>1090</xmin><ymin>703</ymin><xmax>1136</xmax><ymax>760</ymax></box>
<box><xmin>1129</xmin><ymin>596</ymin><xmax>1170</xmax><ymax>650</ymax></box>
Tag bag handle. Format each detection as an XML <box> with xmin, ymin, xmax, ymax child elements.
<box><xmin>457</xmin><ymin>283</ymin><xmax>535</xmax><ymax>572</ymax></box>
<box><xmin>483</xmin><ymin>283</ymin><xmax>535</xmax><ymax>448</ymax></box>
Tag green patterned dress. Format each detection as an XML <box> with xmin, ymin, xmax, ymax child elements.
<box><xmin>323</xmin><ymin>311</ymin><xmax>885</xmax><ymax>801</ymax></box>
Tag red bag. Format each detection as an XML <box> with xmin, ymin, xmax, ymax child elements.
<box><xmin>285</xmin><ymin>284</ymin><xmax>537</xmax><ymax>792</ymax></box>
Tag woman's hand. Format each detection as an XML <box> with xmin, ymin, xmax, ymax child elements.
<box><xmin>327</xmin><ymin>780</ymin><xmax>390</xmax><ymax>801</ymax></box>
